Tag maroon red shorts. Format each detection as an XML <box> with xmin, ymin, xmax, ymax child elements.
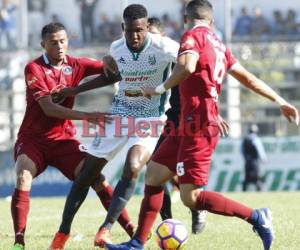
<box><xmin>152</xmin><ymin>126</ymin><xmax>219</xmax><ymax>186</ymax></box>
<box><xmin>14</xmin><ymin>136</ymin><xmax>86</xmax><ymax>180</ymax></box>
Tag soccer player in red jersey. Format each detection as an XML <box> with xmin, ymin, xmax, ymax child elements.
<box><xmin>10</xmin><ymin>22</ymin><xmax>134</xmax><ymax>250</ymax></box>
<box><xmin>105</xmin><ymin>1</ymin><xmax>299</xmax><ymax>250</ymax></box>
<box><xmin>149</xmin><ymin>16</ymin><xmax>208</xmax><ymax>234</ymax></box>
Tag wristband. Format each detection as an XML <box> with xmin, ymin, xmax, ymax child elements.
<box><xmin>155</xmin><ymin>84</ymin><xmax>166</xmax><ymax>94</ymax></box>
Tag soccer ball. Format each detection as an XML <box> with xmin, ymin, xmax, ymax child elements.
<box><xmin>155</xmin><ymin>219</ymin><xmax>188</xmax><ymax>250</ymax></box>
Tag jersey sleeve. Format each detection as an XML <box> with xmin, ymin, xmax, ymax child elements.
<box><xmin>25</xmin><ymin>64</ymin><xmax>50</xmax><ymax>101</ymax></box>
<box><xmin>225</xmin><ymin>47</ymin><xmax>238</xmax><ymax>71</ymax></box>
<box><xmin>178</xmin><ymin>31</ymin><xmax>201</xmax><ymax>59</ymax></box>
<box><xmin>77</xmin><ymin>57</ymin><xmax>104</xmax><ymax>78</ymax></box>
<box><xmin>161</xmin><ymin>36</ymin><xmax>179</xmax><ymax>62</ymax></box>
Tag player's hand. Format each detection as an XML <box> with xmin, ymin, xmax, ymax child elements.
<box><xmin>51</xmin><ymin>87</ymin><xmax>77</xmax><ymax>103</ymax></box>
<box><xmin>216</xmin><ymin>115</ymin><xmax>229</xmax><ymax>137</ymax></box>
<box><xmin>59</xmin><ymin>87</ymin><xmax>77</xmax><ymax>97</ymax></box>
<box><xmin>86</xmin><ymin>112</ymin><xmax>113</xmax><ymax>123</ymax></box>
<box><xmin>102</xmin><ymin>55</ymin><xmax>121</xmax><ymax>81</ymax></box>
<box><xmin>280</xmin><ymin>103</ymin><xmax>299</xmax><ymax>125</ymax></box>
<box><xmin>141</xmin><ymin>87</ymin><xmax>160</xmax><ymax>99</ymax></box>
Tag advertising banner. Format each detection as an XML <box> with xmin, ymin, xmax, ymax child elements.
<box><xmin>1</xmin><ymin>136</ymin><xmax>300</xmax><ymax>197</ymax></box>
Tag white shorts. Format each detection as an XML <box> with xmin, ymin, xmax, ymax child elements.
<box><xmin>86</xmin><ymin>116</ymin><xmax>166</xmax><ymax>160</ymax></box>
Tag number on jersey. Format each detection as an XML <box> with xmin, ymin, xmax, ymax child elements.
<box><xmin>213</xmin><ymin>47</ymin><xmax>226</xmax><ymax>84</ymax></box>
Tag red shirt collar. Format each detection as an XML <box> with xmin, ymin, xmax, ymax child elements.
<box><xmin>42</xmin><ymin>53</ymin><xmax>68</xmax><ymax>66</ymax></box>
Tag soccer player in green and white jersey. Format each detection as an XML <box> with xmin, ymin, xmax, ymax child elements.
<box><xmin>50</xmin><ymin>4</ymin><xmax>179</xmax><ymax>249</ymax></box>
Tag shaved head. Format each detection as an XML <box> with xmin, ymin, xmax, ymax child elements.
<box><xmin>186</xmin><ymin>0</ymin><xmax>214</xmax><ymax>22</ymax></box>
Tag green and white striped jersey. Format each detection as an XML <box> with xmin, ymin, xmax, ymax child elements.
<box><xmin>110</xmin><ymin>33</ymin><xmax>179</xmax><ymax>118</ymax></box>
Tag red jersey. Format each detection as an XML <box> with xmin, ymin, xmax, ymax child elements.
<box><xmin>18</xmin><ymin>54</ymin><xmax>104</xmax><ymax>141</ymax></box>
<box><xmin>178</xmin><ymin>24</ymin><xmax>237</xmax><ymax>127</ymax></box>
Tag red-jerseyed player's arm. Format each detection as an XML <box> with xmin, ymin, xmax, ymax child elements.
<box><xmin>38</xmin><ymin>95</ymin><xmax>109</xmax><ymax>120</ymax></box>
<box><xmin>164</xmin><ymin>52</ymin><xmax>198</xmax><ymax>90</ymax></box>
<box><xmin>143</xmin><ymin>53</ymin><xmax>198</xmax><ymax>97</ymax></box>
<box><xmin>57</xmin><ymin>72</ymin><xmax>121</xmax><ymax>98</ymax></box>
<box><xmin>69</xmin><ymin>74</ymin><xmax>121</xmax><ymax>96</ymax></box>
<box><xmin>59</xmin><ymin>56</ymin><xmax>121</xmax><ymax>97</ymax></box>
<box><xmin>229</xmin><ymin>62</ymin><xmax>299</xmax><ymax>125</ymax></box>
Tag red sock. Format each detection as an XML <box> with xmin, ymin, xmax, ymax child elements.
<box><xmin>196</xmin><ymin>190</ymin><xmax>253</xmax><ymax>220</ymax></box>
<box><xmin>96</xmin><ymin>184</ymin><xmax>134</xmax><ymax>237</ymax></box>
<box><xmin>11</xmin><ymin>189</ymin><xmax>30</xmax><ymax>246</ymax></box>
<box><xmin>135</xmin><ymin>185</ymin><xmax>164</xmax><ymax>244</ymax></box>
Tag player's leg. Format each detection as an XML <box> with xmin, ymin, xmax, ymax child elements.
<box><xmin>50</xmin><ymin>131</ymin><xmax>130</xmax><ymax>249</ymax></box>
<box><xmin>242</xmin><ymin>180</ymin><xmax>248</xmax><ymax>191</ymax></box>
<box><xmin>179</xmin><ymin>184</ymin><xmax>273</xmax><ymax>250</ymax></box>
<box><xmin>170</xmin><ymin>175</ymin><xmax>207</xmax><ymax>234</ymax></box>
<box><xmin>91</xmin><ymin>176</ymin><xmax>135</xmax><ymax>237</ymax></box>
<box><xmin>11</xmin><ymin>138</ymin><xmax>46</xmax><ymax>250</ymax></box>
<box><xmin>95</xmin><ymin>144</ymin><xmax>151</xmax><ymax>247</ymax></box>
<box><xmin>105</xmin><ymin>135</ymin><xmax>179</xmax><ymax>250</ymax></box>
<box><xmin>253</xmin><ymin>162</ymin><xmax>262</xmax><ymax>191</ymax></box>
<box><xmin>243</xmin><ymin>162</ymin><xmax>252</xmax><ymax>191</ymax></box>
<box><xmin>51</xmin><ymin>169</ymin><xmax>134</xmax><ymax>250</ymax></box>
<box><xmin>48</xmin><ymin>141</ymin><xmax>107</xmax><ymax>249</ymax></box>
<box><xmin>191</xmin><ymin>208</ymin><xmax>207</xmax><ymax>234</ymax></box>
<box><xmin>58</xmin><ymin>154</ymin><xmax>107</xmax><ymax>234</ymax></box>
<box><xmin>178</xmin><ymin>131</ymin><xmax>273</xmax><ymax>250</ymax></box>
<box><xmin>256</xmin><ymin>178</ymin><xmax>262</xmax><ymax>191</ymax></box>
<box><xmin>49</xmin><ymin>153</ymin><xmax>107</xmax><ymax>250</ymax></box>
<box><xmin>153</xmin><ymin>129</ymin><xmax>173</xmax><ymax>220</ymax></box>
<box><xmin>105</xmin><ymin>160</ymin><xmax>175</xmax><ymax>250</ymax></box>
<box><xmin>11</xmin><ymin>154</ymin><xmax>38</xmax><ymax>250</ymax></box>
<box><xmin>160</xmin><ymin>185</ymin><xmax>172</xmax><ymax>220</ymax></box>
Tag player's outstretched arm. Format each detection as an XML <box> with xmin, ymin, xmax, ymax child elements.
<box><xmin>229</xmin><ymin>62</ymin><xmax>299</xmax><ymax>125</ymax></box>
<box><xmin>143</xmin><ymin>52</ymin><xmax>198</xmax><ymax>97</ymax></box>
<box><xmin>38</xmin><ymin>95</ymin><xmax>111</xmax><ymax>121</ymax></box>
<box><xmin>63</xmin><ymin>73</ymin><xmax>121</xmax><ymax>97</ymax></box>
<box><xmin>57</xmin><ymin>55</ymin><xmax>121</xmax><ymax>98</ymax></box>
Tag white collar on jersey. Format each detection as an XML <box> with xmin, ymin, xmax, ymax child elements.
<box><xmin>42</xmin><ymin>53</ymin><xmax>67</xmax><ymax>69</ymax></box>
<box><xmin>192</xmin><ymin>22</ymin><xmax>211</xmax><ymax>30</ymax></box>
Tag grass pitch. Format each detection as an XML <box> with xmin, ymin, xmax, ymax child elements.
<box><xmin>0</xmin><ymin>192</ymin><xmax>299</xmax><ymax>250</ymax></box>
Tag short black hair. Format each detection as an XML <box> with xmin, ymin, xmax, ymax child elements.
<box><xmin>186</xmin><ymin>0</ymin><xmax>213</xmax><ymax>20</ymax></box>
<box><xmin>148</xmin><ymin>17</ymin><xmax>162</xmax><ymax>29</ymax></box>
<box><xmin>249</xmin><ymin>124</ymin><xmax>259</xmax><ymax>133</ymax></box>
<box><xmin>123</xmin><ymin>4</ymin><xmax>148</xmax><ymax>21</ymax></box>
<box><xmin>41</xmin><ymin>22</ymin><xmax>66</xmax><ymax>39</ymax></box>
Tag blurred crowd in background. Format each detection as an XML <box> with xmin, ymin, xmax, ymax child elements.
<box><xmin>1</xmin><ymin>0</ymin><xmax>300</xmax><ymax>50</ymax></box>
<box><xmin>233</xmin><ymin>6</ymin><xmax>300</xmax><ymax>42</ymax></box>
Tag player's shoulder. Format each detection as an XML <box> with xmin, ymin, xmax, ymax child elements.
<box><xmin>182</xmin><ymin>27</ymin><xmax>197</xmax><ymax>37</ymax></box>
<box><xmin>25</xmin><ymin>55</ymin><xmax>44</xmax><ymax>73</ymax></box>
<box><xmin>110</xmin><ymin>37</ymin><xmax>125</xmax><ymax>54</ymax></box>
<box><xmin>182</xmin><ymin>26</ymin><xmax>207</xmax><ymax>40</ymax></box>
<box><xmin>181</xmin><ymin>26</ymin><xmax>218</xmax><ymax>50</ymax></box>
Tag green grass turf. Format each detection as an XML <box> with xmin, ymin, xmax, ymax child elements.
<box><xmin>1</xmin><ymin>192</ymin><xmax>299</xmax><ymax>250</ymax></box>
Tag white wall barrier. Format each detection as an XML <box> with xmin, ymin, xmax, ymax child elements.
<box><xmin>1</xmin><ymin>136</ymin><xmax>300</xmax><ymax>197</ymax></box>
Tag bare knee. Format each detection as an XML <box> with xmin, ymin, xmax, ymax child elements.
<box><xmin>75</xmin><ymin>155</ymin><xmax>107</xmax><ymax>189</ymax></box>
<box><xmin>123</xmin><ymin>145</ymin><xmax>151</xmax><ymax>180</ymax></box>
<box><xmin>123</xmin><ymin>161</ymin><xmax>143</xmax><ymax>179</ymax></box>
<box><xmin>15</xmin><ymin>155</ymin><xmax>37</xmax><ymax>191</ymax></box>
<box><xmin>91</xmin><ymin>173</ymin><xmax>107</xmax><ymax>192</ymax></box>
<box><xmin>145</xmin><ymin>161</ymin><xmax>174</xmax><ymax>186</ymax></box>
<box><xmin>16</xmin><ymin>169</ymin><xmax>34</xmax><ymax>190</ymax></box>
<box><xmin>75</xmin><ymin>174</ymin><xmax>94</xmax><ymax>189</ymax></box>
<box><xmin>180</xmin><ymin>188</ymin><xmax>200</xmax><ymax>209</ymax></box>
<box><xmin>145</xmin><ymin>166</ymin><xmax>158</xmax><ymax>185</ymax></box>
